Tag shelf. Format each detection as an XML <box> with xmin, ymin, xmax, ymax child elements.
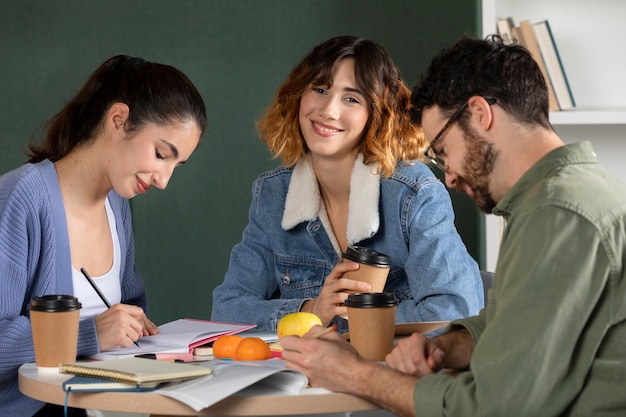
<box><xmin>481</xmin><ymin>0</ymin><xmax>626</xmax><ymax>272</ymax></box>
<box><xmin>482</xmin><ymin>0</ymin><xmax>626</xmax><ymax>114</ymax></box>
<box><xmin>550</xmin><ymin>108</ymin><xmax>626</xmax><ymax>126</ymax></box>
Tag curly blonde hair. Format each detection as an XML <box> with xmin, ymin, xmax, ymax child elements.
<box><xmin>256</xmin><ymin>36</ymin><xmax>426</xmax><ymax>178</ymax></box>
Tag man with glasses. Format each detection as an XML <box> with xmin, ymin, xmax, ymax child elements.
<box><xmin>281</xmin><ymin>35</ymin><xmax>626</xmax><ymax>417</ymax></box>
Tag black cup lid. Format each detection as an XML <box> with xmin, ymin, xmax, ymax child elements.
<box><xmin>28</xmin><ymin>295</ymin><xmax>82</xmax><ymax>312</ymax></box>
<box><xmin>342</xmin><ymin>246</ymin><xmax>391</xmax><ymax>267</ymax></box>
<box><xmin>345</xmin><ymin>292</ymin><xmax>398</xmax><ymax>308</ymax></box>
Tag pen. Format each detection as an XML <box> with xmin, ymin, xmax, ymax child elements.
<box><xmin>135</xmin><ymin>353</ymin><xmax>193</xmax><ymax>362</ymax></box>
<box><xmin>306</xmin><ymin>324</ymin><xmax>337</xmax><ymax>339</ymax></box>
<box><xmin>80</xmin><ymin>267</ymin><xmax>141</xmax><ymax>348</ymax></box>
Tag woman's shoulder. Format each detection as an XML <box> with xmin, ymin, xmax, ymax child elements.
<box><xmin>0</xmin><ymin>162</ymin><xmax>57</xmax><ymax>223</ymax></box>
<box><xmin>251</xmin><ymin>164</ymin><xmax>294</xmax><ymax>190</ymax></box>
<box><xmin>256</xmin><ymin>164</ymin><xmax>294</xmax><ymax>181</ymax></box>
<box><xmin>386</xmin><ymin>160</ymin><xmax>442</xmax><ymax>188</ymax></box>
<box><xmin>0</xmin><ymin>161</ymin><xmax>51</xmax><ymax>198</ymax></box>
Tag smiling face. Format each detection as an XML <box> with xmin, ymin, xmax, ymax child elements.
<box><xmin>298</xmin><ymin>58</ymin><xmax>369</xmax><ymax>162</ymax></box>
<box><xmin>108</xmin><ymin>119</ymin><xmax>201</xmax><ymax>199</ymax></box>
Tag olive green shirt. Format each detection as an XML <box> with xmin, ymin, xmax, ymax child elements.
<box><xmin>414</xmin><ymin>141</ymin><xmax>626</xmax><ymax>416</ymax></box>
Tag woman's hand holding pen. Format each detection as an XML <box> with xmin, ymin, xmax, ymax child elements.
<box><xmin>95</xmin><ymin>304</ymin><xmax>158</xmax><ymax>351</ymax></box>
<box><xmin>300</xmin><ymin>262</ymin><xmax>371</xmax><ymax>326</ymax></box>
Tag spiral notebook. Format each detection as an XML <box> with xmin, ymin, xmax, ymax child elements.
<box><xmin>62</xmin><ymin>375</ymin><xmax>162</xmax><ymax>392</ymax></box>
<box><xmin>59</xmin><ymin>357</ymin><xmax>212</xmax><ymax>384</ymax></box>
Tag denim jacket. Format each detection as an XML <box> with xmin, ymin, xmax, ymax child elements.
<box><xmin>212</xmin><ymin>154</ymin><xmax>483</xmax><ymax>333</ymax></box>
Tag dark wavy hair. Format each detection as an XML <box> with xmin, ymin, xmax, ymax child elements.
<box><xmin>256</xmin><ymin>35</ymin><xmax>424</xmax><ymax>178</ymax></box>
<box><xmin>411</xmin><ymin>35</ymin><xmax>551</xmax><ymax>130</ymax></box>
<box><xmin>27</xmin><ymin>55</ymin><xmax>207</xmax><ymax>163</ymax></box>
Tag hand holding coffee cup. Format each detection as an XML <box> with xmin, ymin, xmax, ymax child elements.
<box><xmin>28</xmin><ymin>295</ymin><xmax>82</xmax><ymax>372</ymax></box>
<box><xmin>342</xmin><ymin>246</ymin><xmax>391</xmax><ymax>293</ymax></box>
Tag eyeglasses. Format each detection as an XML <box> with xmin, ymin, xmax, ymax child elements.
<box><xmin>423</xmin><ymin>98</ymin><xmax>497</xmax><ymax>172</ymax></box>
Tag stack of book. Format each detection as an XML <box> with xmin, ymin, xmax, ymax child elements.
<box><xmin>496</xmin><ymin>17</ymin><xmax>575</xmax><ymax>111</ymax></box>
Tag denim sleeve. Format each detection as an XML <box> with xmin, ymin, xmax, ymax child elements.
<box><xmin>397</xmin><ymin>178</ymin><xmax>483</xmax><ymax>324</ymax></box>
<box><xmin>211</xmin><ymin>179</ymin><xmax>303</xmax><ymax>331</ymax></box>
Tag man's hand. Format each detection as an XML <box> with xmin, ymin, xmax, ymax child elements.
<box><xmin>385</xmin><ymin>332</ymin><xmax>445</xmax><ymax>376</ymax></box>
<box><xmin>281</xmin><ymin>325</ymin><xmax>363</xmax><ymax>391</ymax></box>
<box><xmin>387</xmin><ymin>327</ymin><xmax>475</xmax><ymax>376</ymax></box>
<box><xmin>282</xmin><ymin>326</ymin><xmax>418</xmax><ymax>417</ymax></box>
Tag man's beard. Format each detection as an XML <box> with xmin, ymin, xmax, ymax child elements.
<box><xmin>454</xmin><ymin>125</ymin><xmax>499</xmax><ymax>214</ymax></box>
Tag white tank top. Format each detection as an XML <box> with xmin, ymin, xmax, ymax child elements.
<box><xmin>72</xmin><ymin>197</ymin><xmax>122</xmax><ymax>318</ymax></box>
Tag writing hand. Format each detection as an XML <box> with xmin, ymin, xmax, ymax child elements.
<box><xmin>282</xmin><ymin>325</ymin><xmax>364</xmax><ymax>390</ymax></box>
<box><xmin>130</xmin><ymin>311</ymin><xmax>159</xmax><ymax>337</ymax></box>
<box><xmin>95</xmin><ymin>304</ymin><xmax>155</xmax><ymax>351</ymax></box>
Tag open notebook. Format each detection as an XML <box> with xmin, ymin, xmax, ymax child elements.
<box><xmin>88</xmin><ymin>318</ymin><xmax>254</xmax><ymax>361</ymax></box>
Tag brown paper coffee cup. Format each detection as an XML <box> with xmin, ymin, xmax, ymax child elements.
<box><xmin>346</xmin><ymin>292</ymin><xmax>397</xmax><ymax>361</ymax></box>
<box><xmin>342</xmin><ymin>246</ymin><xmax>391</xmax><ymax>293</ymax></box>
<box><xmin>28</xmin><ymin>295</ymin><xmax>82</xmax><ymax>372</ymax></box>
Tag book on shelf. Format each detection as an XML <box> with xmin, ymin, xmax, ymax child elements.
<box><xmin>495</xmin><ymin>17</ymin><xmax>574</xmax><ymax>112</ymax></box>
<box><xmin>533</xmin><ymin>20</ymin><xmax>576</xmax><ymax>110</ymax></box>
<box><xmin>516</xmin><ymin>19</ymin><xmax>560</xmax><ymax>112</ymax></box>
<box><xmin>156</xmin><ymin>359</ymin><xmax>309</xmax><ymax>412</ymax></box>
<box><xmin>62</xmin><ymin>375</ymin><xmax>162</xmax><ymax>392</ymax></box>
<box><xmin>496</xmin><ymin>17</ymin><xmax>517</xmax><ymax>45</ymax></box>
<box><xmin>88</xmin><ymin>318</ymin><xmax>255</xmax><ymax>361</ymax></box>
<box><xmin>59</xmin><ymin>357</ymin><xmax>213</xmax><ymax>385</ymax></box>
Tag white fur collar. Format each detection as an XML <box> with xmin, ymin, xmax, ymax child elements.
<box><xmin>282</xmin><ymin>153</ymin><xmax>380</xmax><ymax>248</ymax></box>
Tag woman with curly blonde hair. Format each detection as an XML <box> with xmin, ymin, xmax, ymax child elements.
<box><xmin>212</xmin><ymin>36</ymin><xmax>482</xmax><ymax>333</ymax></box>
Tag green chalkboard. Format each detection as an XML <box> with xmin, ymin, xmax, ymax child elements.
<box><xmin>0</xmin><ymin>0</ymin><xmax>482</xmax><ymax>325</ymax></box>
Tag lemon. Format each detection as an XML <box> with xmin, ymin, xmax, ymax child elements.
<box><xmin>277</xmin><ymin>312</ymin><xmax>322</xmax><ymax>338</ymax></box>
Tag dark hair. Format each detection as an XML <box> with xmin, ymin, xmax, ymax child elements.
<box><xmin>257</xmin><ymin>35</ymin><xmax>423</xmax><ymax>178</ymax></box>
<box><xmin>410</xmin><ymin>35</ymin><xmax>551</xmax><ymax>130</ymax></box>
<box><xmin>27</xmin><ymin>55</ymin><xmax>207</xmax><ymax>163</ymax></box>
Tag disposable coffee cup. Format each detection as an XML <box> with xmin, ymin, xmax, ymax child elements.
<box><xmin>342</xmin><ymin>246</ymin><xmax>391</xmax><ymax>293</ymax></box>
<box><xmin>345</xmin><ymin>292</ymin><xmax>397</xmax><ymax>361</ymax></box>
<box><xmin>28</xmin><ymin>295</ymin><xmax>82</xmax><ymax>372</ymax></box>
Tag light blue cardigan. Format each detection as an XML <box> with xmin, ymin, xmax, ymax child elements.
<box><xmin>0</xmin><ymin>160</ymin><xmax>149</xmax><ymax>416</ymax></box>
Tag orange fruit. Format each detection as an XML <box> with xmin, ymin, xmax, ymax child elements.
<box><xmin>234</xmin><ymin>337</ymin><xmax>271</xmax><ymax>361</ymax></box>
<box><xmin>277</xmin><ymin>312</ymin><xmax>322</xmax><ymax>338</ymax></box>
<box><xmin>212</xmin><ymin>335</ymin><xmax>243</xmax><ymax>359</ymax></box>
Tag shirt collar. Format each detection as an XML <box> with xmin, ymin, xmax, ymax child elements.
<box><xmin>493</xmin><ymin>141</ymin><xmax>597</xmax><ymax>219</ymax></box>
<box><xmin>282</xmin><ymin>153</ymin><xmax>381</xmax><ymax>244</ymax></box>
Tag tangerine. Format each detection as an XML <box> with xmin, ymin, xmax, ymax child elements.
<box><xmin>212</xmin><ymin>335</ymin><xmax>243</xmax><ymax>359</ymax></box>
<box><xmin>234</xmin><ymin>337</ymin><xmax>271</xmax><ymax>361</ymax></box>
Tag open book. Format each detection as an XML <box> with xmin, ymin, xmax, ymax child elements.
<box><xmin>157</xmin><ymin>359</ymin><xmax>308</xmax><ymax>412</ymax></box>
<box><xmin>89</xmin><ymin>318</ymin><xmax>255</xmax><ymax>361</ymax></box>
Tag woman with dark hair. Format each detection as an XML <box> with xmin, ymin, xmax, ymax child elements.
<box><xmin>0</xmin><ymin>55</ymin><xmax>206</xmax><ymax>417</ymax></box>
<box><xmin>212</xmin><ymin>36</ymin><xmax>482</xmax><ymax>333</ymax></box>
